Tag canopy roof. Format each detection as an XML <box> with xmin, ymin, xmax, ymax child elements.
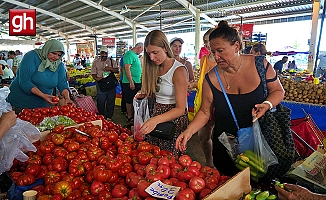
<box><xmin>0</xmin><ymin>0</ymin><xmax>316</xmax><ymax>44</ymax></box>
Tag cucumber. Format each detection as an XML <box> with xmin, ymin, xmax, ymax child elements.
<box><xmin>266</xmin><ymin>194</ymin><xmax>277</xmax><ymax>200</ymax></box>
<box><xmin>256</xmin><ymin>191</ymin><xmax>269</xmax><ymax>200</ymax></box>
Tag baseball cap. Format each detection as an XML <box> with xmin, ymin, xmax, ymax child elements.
<box><xmin>100</xmin><ymin>46</ymin><xmax>108</xmax><ymax>53</ymax></box>
<box><xmin>170</xmin><ymin>37</ymin><xmax>184</xmax><ymax>45</ymax></box>
<box><xmin>0</xmin><ymin>60</ymin><xmax>8</xmax><ymax>66</ymax></box>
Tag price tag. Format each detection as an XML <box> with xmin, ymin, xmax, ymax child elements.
<box><xmin>145</xmin><ymin>180</ymin><xmax>180</xmax><ymax>199</ymax></box>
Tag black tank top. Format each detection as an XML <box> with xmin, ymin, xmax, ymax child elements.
<box><xmin>205</xmin><ymin>72</ymin><xmax>265</xmax><ymax>136</ymax></box>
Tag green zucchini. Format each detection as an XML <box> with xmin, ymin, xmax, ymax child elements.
<box><xmin>266</xmin><ymin>194</ymin><xmax>277</xmax><ymax>200</ymax></box>
<box><xmin>256</xmin><ymin>191</ymin><xmax>269</xmax><ymax>200</ymax></box>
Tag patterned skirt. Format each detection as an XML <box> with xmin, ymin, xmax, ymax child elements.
<box><xmin>145</xmin><ymin>103</ymin><xmax>188</xmax><ymax>157</ymax></box>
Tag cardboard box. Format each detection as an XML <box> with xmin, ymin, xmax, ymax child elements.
<box><xmin>40</xmin><ymin>120</ymin><xmax>102</xmax><ymax>141</ymax></box>
<box><xmin>203</xmin><ymin>167</ymin><xmax>251</xmax><ymax>200</ymax></box>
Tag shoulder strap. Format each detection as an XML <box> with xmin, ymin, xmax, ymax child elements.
<box><xmin>213</xmin><ymin>67</ymin><xmax>240</xmax><ymax>129</ymax></box>
<box><xmin>255</xmin><ymin>56</ymin><xmax>268</xmax><ymax>98</ymax></box>
<box><xmin>110</xmin><ymin>57</ymin><xmax>113</xmax><ymax>68</ymax></box>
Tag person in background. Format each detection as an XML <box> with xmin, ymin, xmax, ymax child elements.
<box><xmin>7</xmin><ymin>39</ymin><xmax>74</xmax><ymax>114</ymax></box>
<box><xmin>119</xmin><ymin>55</ymin><xmax>127</xmax><ymax>114</ymax></box>
<box><xmin>6</xmin><ymin>51</ymin><xmax>15</xmax><ymax>70</ymax></box>
<box><xmin>137</xmin><ymin>30</ymin><xmax>189</xmax><ymax>156</ymax></box>
<box><xmin>251</xmin><ymin>43</ymin><xmax>268</xmax><ymax>56</ymax></box>
<box><xmin>243</xmin><ymin>46</ymin><xmax>253</xmax><ymax>54</ymax></box>
<box><xmin>274</xmin><ymin>56</ymin><xmax>288</xmax><ymax>74</ymax></box>
<box><xmin>73</xmin><ymin>54</ymin><xmax>81</xmax><ymax>67</ymax></box>
<box><xmin>86</xmin><ymin>56</ymin><xmax>91</xmax><ymax>67</ymax></box>
<box><xmin>0</xmin><ymin>60</ymin><xmax>14</xmax><ymax>87</ymax></box>
<box><xmin>0</xmin><ymin>111</ymin><xmax>17</xmax><ymax>140</ymax></box>
<box><xmin>190</xmin><ymin>27</ymin><xmax>216</xmax><ymax>167</ymax></box>
<box><xmin>0</xmin><ymin>53</ymin><xmax>5</xmax><ymax>60</ymax></box>
<box><xmin>15</xmin><ymin>50</ymin><xmax>23</xmax><ymax>60</ymax></box>
<box><xmin>176</xmin><ymin>20</ymin><xmax>284</xmax><ymax>176</ymax></box>
<box><xmin>275</xmin><ymin>183</ymin><xmax>326</xmax><ymax>200</ymax></box>
<box><xmin>287</xmin><ymin>60</ymin><xmax>297</xmax><ymax>70</ymax></box>
<box><xmin>198</xmin><ymin>44</ymin><xmax>210</xmax><ymax>60</ymax></box>
<box><xmin>170</xmin><ymin>37</ymin><xmax>194</xmax><ymax>82</ymax></box>
<box><xmin>91</xmin><ymin>46</ymin><xmax>119</xmax><ymax>120</ymax></box>
<box><xmin>122</xmin><ymin>42</ymin><xmax>144</xmax><ymax>124</ymax></box>
<box><xmin>12</xmin><ymin>50</ymin><xmax>22</xmax><ymax>76</ymax></box>
<box><xmin>316</xmin><ymin>54</ymin><xmax>326</xmax><ymax>77</ymax></box>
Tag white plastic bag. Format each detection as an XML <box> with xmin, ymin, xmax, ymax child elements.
<box><xmin>133</xmin><ymin>97</ymin><xmax>150</xmax><ymax>141</ymax></box>
<box><xmin>0</xmin><ymin>87</ymin><xmax>41</xmax><ymax>174</ymax></box>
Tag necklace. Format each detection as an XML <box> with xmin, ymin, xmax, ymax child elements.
<box><xmin>222</xmin><ymin>56</ymin><xmax>242</xmax><ymax>90</ymax></box>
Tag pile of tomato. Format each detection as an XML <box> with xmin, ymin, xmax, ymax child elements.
<box><xmin>17</xmin><ymin>104</ymin><xmax>100</xmax><ymax>126</ymax></box>
<box><xmin>8</xmin><ymin>117</ymin><xmax>230</xmax><ymax>200</ymax></box>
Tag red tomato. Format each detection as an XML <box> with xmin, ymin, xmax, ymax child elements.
<box><xmin>90</xmin><ymin>181</ymin><xmax>105</xmax><ymax>196</ymax></box>
<box><xmin>27</xmin><ymin>154</ymin><xmax>42</xmax><ymax>166</ymax></box>
<box><xmin>175</xmin><ymin>188</ymin><xmax>195</xmax><ymax>200</ymax></box>
<box><xmin>53</xmin><ymin>147</ymin><xmax>68</xmax><ymax>158</ymax></box>
<box><xmin>137</xmin><ymin>152</ymin><xmax>153</xmax><ymax>165</ymax></box>
<box><xmin>67</xmin><ymin>141</ymin><xmax>80</xmax><ymax>152</ymax></box>
<box><xmin>107</xmin><ymin>131</ymin><xmax>119</xmax><ymax>142</ymax></box>
<box><xmin>44</xmin><ymin>171</ymin><xmax>61</xmax><ymax>186</ymax></box>
<box><xmin>43</xmin><ymin>153</ymin><xmax>55</xmax><ymax>165</ymax></box>
<box><xmin>118</xmin><ymin>163</ymin><xmax>133</xmax><ymax>177</ymax></box>
<box><xmin>137</xmin><ymin>180</ymin><xmax>151</xmax><ymax>198</ymax></box>
<box><xmin>189</xmin><ymin>176</ymin><xmax>206</xmax><ymax>193</ymax></box>
<box><xmin>51</xmin><ymin>157</ymin><xmax>68</xmax><ymax>172</ymax></box>
<box><xmin>52</xmin><ymin>96</ymin><xmax>60</xmax><ymax>103</ymax></box>
<box><xmin>199</xmin><ymin>188</ymin><xmax>212</xmax><ymax>199</ymax></box>
<box><xmin>157</xmin><ymin>164</ymin><xmax>171</xmax><ymax>179</ymax></box>
<box><xmin>93</xmin><ymin>165</ymin><xmax>112</xmax><ymax>182</ymax></box>
<box><xmin>129</xmin><ymin>175</ymin><xmax>144</xmax><ymax>189</ymax></box>
<box><xmin>66</xmin><ymin>189</ymin><xmax>82</xmax><ymax>200</ymax></box>
<box><xmin>39</xmin><ymin>141</ymin><xmax>55</xmax><ymax>154</ymax></box>
<box><xmin>10</xmin><ymin>171</ymin><xmax>23</xmax><ymax>183</ymax></box>
<box><xmin>16</xmin><ymin>174</ymin><xmax>35</xmax><ymax>186</ymax></box>
<box><xmin>52</xmin><ymin>181</ymin><xmax>73</xmax><ymax>199</ymax></box>
<box><xmin>190</xmin><ymin>161</ymin><xmax>202</xmax><ymax>170</ymax></box>
<box><xmin>69</xmin><ymin>159</ymin><xmax>85</xmax><ymax>176</ymax></box>
<box><xmin>25</xmin><ymin>164</ymin><xmax>41</xmax><ymax>177</ymax></box>
<box><xmin>111</xmin><ymin>184</ymin><xmax>128</xmax><ymax>198</ymax></box>
<box><xmin>178</xmin><ymin>155</ymin><xmax>193</xmax><ymax>168</ymax></box>
<box><xmin>145</xmin><ymin>170</ymin><xmax>163</xmax><ymax>182</ymax></box>
<box><xmin>53</xmin><ymin>124</ymin><xmax>65</xmax><ymax>133</ymax></box>
<box><xmin>98</xmin><ymin>190</ymin><xmax>112</xmax><ymax>200</ymax></box>
<box><xmin>51</xmin><ymin>133</ymin><xmax>65</xmax><ymax>145</ymax></box>
<box><xmin>118</xmin><ymin>144</ymin><xmax>133</xmax><ymax>156</ymax></box>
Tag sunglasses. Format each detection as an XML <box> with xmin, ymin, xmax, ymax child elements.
<box><xmin>156</xmin><ymin>77</ymin><xmax>162</xmax><ymax>92</ymax></box>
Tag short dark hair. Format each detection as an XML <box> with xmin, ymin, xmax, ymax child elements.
<box><xmin>8</xmin><ymin>51</ymin><xmax>15</xmax><ymax>55</ymax></box>
<box><xmin>209</xmin><ymin>20</ymin><xmax>242</xmax><ymax>50</ymax></box>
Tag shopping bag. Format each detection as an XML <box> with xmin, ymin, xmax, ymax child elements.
<box><xmin>133</xmin><ymin>97</ymin><xmax>150</xmax><ymax>141</ymax></box>
<box><xmin>291</xmin><ymin>116</ymin><xmax>324</xmax><ymax>157</ymax></box>
<box><xmin>75</xmin><ymin>95</ymin><xmax>99</xmax><ymax>114</ymax></box>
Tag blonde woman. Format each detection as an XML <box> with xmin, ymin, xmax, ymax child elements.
<box><xmin>137</xmin><ymin>30</ymin><xmax>189</xmax><ymax>156</ymax></box>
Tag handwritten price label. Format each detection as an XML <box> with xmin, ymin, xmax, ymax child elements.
<box><xmin>145</xmin><ymin>180</ymin><xmax>180</xmax><ymax>199</ymax></box>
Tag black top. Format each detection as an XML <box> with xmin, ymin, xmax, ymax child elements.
<box><xmin>205</xmin><ymin>70</ymin><xmax>265</xmax><ymax>176</ymax></box>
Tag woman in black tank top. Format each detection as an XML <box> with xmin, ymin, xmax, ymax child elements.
<box><xmin>175</xmin><ymin>21</ymin><xmax>285</xmax><ymax>176</ymax></box>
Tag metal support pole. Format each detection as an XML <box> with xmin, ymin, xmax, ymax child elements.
<box><xmin>194</xmin><ymin>9</ymin><xmax>201</xmax><ymax>65</ymax></box>
<box><xmin>314</xmin><ymin>0</ymin><xmax>326</xmax><ymax>76</ymax></box>
<box><xmin>307</xmin><ymin>0</ymin><xmax>321</xmax><ymax>72</ymax></box>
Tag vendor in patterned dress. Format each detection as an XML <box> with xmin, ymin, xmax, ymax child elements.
<box><xmin>136</xmin><ymin>30</ymin><xmax>189</xmax><ymax>156</ymax></box>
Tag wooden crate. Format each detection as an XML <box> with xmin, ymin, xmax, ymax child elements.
<box><xmin>40</xmin><ymin>120</ymin><xmax>102</xmax><ymax>141</ymax></box>
<box><xmin>204</xmin><ymin>167</ymin><xmax>251</xmax><ymax>200</ymax></box>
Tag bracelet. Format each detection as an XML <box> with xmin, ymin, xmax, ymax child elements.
<box><xmin>263</xmin><ymin>100</ymin><xmax>273</xmax><ymax>110</ymax></box>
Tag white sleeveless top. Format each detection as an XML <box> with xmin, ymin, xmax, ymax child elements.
<box><xmin>156</xmin><ymin>60</ymin><xmax>186</xmax><ymax>104</ymax></box>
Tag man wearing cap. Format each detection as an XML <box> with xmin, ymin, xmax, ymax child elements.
<box><xmin>91</xmin><ymin>46</ymin><xmax>119</xmax><ymax>120</ymax></box>
<box><xmin>121</xmin><ymin>42</ymin><xmax>144</xmax><ymax>123</ymax></box>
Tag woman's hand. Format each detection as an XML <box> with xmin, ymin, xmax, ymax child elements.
<box><xmin>64</xmin><ymin>99</ymin><xmax>76</xmax><ymax>107</ymax></box>
<box><xmin>134</xmin><ymin>93</ymin><xmax>147</xmax><ymax>99</ymax></box>
<box><xmin>175</xmin><ymin>130</ymin><xmax>194</xmax><ymax>151</ymax></box>
<box><xmin>43</xmin><ymin>94</ymin><xmax>59</xmax><ymax>105</ymax></box>
<box><xmin>252</xmin><ymin>103</ymin><xmax>270</xmax><ymax>122</ymax></box>
<box><xmin>275</xmin><ymin>183</ymin><xmax>325</xmax><ymax>200</ymax></box>
<box><xmin>1</xmin><ymin>111</ymin><xmax>17</xmax><ymax>128</ymax></box>
<box><xmin>139</xmin><ymin>117</ymin><xmax>159</xmax><ymax>135</ymax></box>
